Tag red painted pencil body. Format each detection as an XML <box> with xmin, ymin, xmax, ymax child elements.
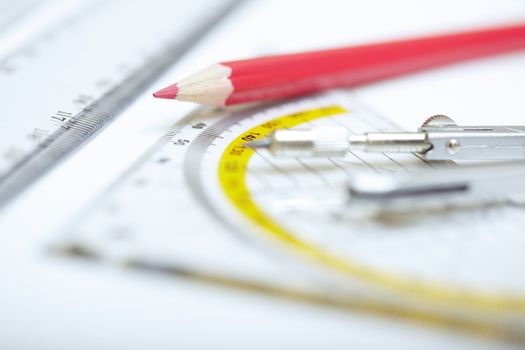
<box><xmin>153</xmin><ymin>22</ymin><xmax>525</xmax><ymax>106</ymax></box>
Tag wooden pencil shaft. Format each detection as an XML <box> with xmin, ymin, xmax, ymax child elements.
<box><xmin>153</xmin><ymin>21</ymin><xmax>525</xmax><ymax>105</ymax></box>
<box><xmin>222</xmin><ymin>23</ymin><xmax>525</xmax><ymax>95</ymax></box>
<box><xmin>223</xmin><ymin>22</ymin><xmax>525</xmax><ymax>76</ymax></box>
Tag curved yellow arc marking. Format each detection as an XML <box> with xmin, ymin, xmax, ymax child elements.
<box><xmin>218</xmin><ymin>106</ymin><xmax>525</xmax><ymax>312</ymax></box>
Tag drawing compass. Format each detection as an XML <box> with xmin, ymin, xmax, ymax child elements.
<box><xmin>248</xmin><ymin>115</ymin><xmax>525</xmax><ymax>160</ymax></box>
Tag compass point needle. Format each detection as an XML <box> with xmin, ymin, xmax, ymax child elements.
<box><xmin>244</xmin><ymin>138</ymin><xmax>270</xmax><ymax>149</ymax></box>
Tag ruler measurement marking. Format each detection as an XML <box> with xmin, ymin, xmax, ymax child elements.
<box><xmin>0</xmin><ymin>0</ymin><xmax>242</xmax><ymax>206</ymax></box>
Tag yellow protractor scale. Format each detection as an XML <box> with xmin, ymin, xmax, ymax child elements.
<box><xmin>218</xmin><ymin>106</ymin><xmax>525</xmax><ymax>312</ymax></box>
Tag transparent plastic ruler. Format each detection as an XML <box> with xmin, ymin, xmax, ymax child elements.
<box><xmin>0</xmin><ymin>0</ymin><xmax>240</xmax><ymax>206</ymax></box>
<box><xmin>55</xmin><ymin>91</ymin><xmax>525</xmax><ymax>343</ymax></box>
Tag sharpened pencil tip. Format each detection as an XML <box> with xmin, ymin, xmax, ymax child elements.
<box><xmin>244</xmin><ymin>138</ymin><xmax>271</xmax><ymax>149</ymax></box>
<box><xmin>153</xmin><ymin>84</ymin><xmax>179</xmax><ymax>99</ymax></box>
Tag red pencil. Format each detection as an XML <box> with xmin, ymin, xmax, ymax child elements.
<box><xmin>153</xmin><ymin>22</ymin><xmax>525</xmax><ymax>106</ymax></box>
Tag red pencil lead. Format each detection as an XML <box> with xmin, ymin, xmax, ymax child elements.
<box><xmin>153</xmin><ymin>84</ymin><xmax>179</xmax><ymax>99</ymax></box>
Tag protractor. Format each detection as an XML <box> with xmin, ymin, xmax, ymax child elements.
<box><xmin>60</xmin><ymin>91</ymin><xmax>525</xmax><ymax>340</ymax></box>
<box><xmin>191</xmin><ymin>92</ymin><xmax>525</xmax><ymax>316</ymax></box>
